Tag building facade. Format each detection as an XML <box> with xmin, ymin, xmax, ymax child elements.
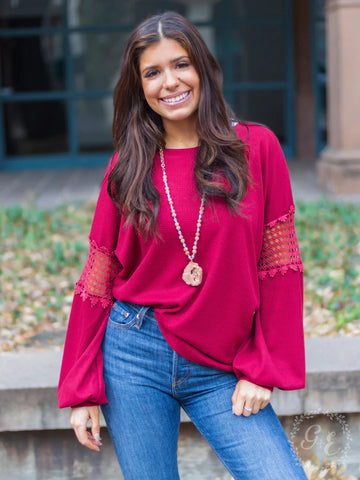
<box><xmin>0</xmin><ymin>0</ymin><xmax>358</xmax><ymax>193</ymax></box>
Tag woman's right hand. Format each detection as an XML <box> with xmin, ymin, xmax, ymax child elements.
<box><xmin>70</xmin><ymin>405</ymin><xmax>102</xmax><ymax>451</ymax></box>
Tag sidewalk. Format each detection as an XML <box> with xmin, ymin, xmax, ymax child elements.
<box><xmin>0</xmin><ymin>166</ymin><xmax>105</xmax><ymax>208</ymax></box>
<box><xmin>0</xmin><ymin>161</ymin><xmax>329</xmax><ymax>208</ymax></box>
<box><xmin>1</xmin><ymin>161</ymin><xmax>360</xmax><ymax>208</ymax></box>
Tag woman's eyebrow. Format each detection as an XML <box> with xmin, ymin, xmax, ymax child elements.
<box><xmin>141</xmin><ymin>55</ymin><xmax>190</xmax><ymax>74</ymax></box>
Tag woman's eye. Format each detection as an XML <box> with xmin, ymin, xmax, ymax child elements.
<box><xmin>176</xmin><ymin>62</ymin><xmax>190</xmax><ymax>69</ymax></box>
<box><xmin>144</xmin><ymin>70</ymin><xmax>158</xmax><ymax>78</ymax></box>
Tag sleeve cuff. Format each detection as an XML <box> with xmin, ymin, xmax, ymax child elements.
<box><xmin>235</xmin><ymin>374</ymin><xmax>274</xmax><ymax>392</ymax></box>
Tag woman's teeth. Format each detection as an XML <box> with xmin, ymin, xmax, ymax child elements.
<box><xmin>162</xmin><ymin>92</ymin><xmax>190</xmax><ymax>104</ymax></box>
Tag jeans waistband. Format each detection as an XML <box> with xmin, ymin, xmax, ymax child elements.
<box><xmin>115</xmin><ymin>300</ymin><xmax>154</xmax><ymax>322</ymax></box>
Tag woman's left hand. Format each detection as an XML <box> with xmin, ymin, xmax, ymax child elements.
<box><xmin>231</xmin><ymin>379</ymin><xmax>272</xmax><ymax>417</ymax></box>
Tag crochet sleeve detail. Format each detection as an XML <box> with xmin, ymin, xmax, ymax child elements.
<box><xmin>74</xmin><ymin>239</ymin><xmax>121</xmax><ymax>308</ymax></box>
<box><xmin>258</xmin><ymin>205</ymin><xmax>303</xmax><ymax>280</ymax></box>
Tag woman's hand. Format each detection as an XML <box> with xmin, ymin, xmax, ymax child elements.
<box><xmin>231</xmin><ymin>379</ymin><xmax>272</xmax><ymax>417</ymax></box>
<box><xmin>70</xmin><ymin>406</ymin><xmax>102</xmax><ymax>451</ymax></box>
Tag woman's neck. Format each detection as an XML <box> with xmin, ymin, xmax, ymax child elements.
<box><xmin>163</xmin><ymin>118</ymin><xmax>199</xmax><ymax>149</ymax></box>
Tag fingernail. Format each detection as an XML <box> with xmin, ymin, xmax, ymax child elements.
<box><xmin>94</xmin><ymin>433</ymin><xmax>101</xmax><ymax>442</ymax></box>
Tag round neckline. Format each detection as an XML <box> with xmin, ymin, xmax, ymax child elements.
<box><xmin>163</xmin><ymin>145</ymin><xmax>199</xmax><ymax>151</ymax></box>
<box><xmin>157</xmin><ymin>146</ymin><xmax>199</xmax><ymax>160</ymax></box>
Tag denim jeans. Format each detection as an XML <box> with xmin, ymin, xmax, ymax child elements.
<box><xmin>101</xmin><ymin>300</ymin><xmax>307</xmax><ymax>480</ymax></box>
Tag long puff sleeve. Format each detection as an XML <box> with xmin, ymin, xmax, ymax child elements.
<box><xmin>58</xmin><ymin>157</ymin><xmax>122</xmax><ymax>408</ymax></box>
<box><xmin>233</xmin><ymin>129</ymin><xmax>306</xmax><ymax>391</ymax></box>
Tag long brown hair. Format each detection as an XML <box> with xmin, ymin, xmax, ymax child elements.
<box><xmin>108</xmin><ymin>11</ymin><xmax>249</xmax><ymax>238</ymax></box>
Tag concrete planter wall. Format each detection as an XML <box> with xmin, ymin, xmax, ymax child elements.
<box><xmin>1</xmin><ymin>338</ymin><xmax>359</xmax><ymax>479</ymax></box>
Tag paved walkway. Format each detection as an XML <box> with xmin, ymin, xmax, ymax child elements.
<box><xmin>1</xmin><ymin>161</ymin><xmax>360</xmax><ymax>207</ymax></box>
<box><xmin>2</xmin><ymin>160</ymin><xmax>360</xmax><ymax>208</ymax></box>
<box><xmin>0</xmin><ymin>166</ymin><xmax>105</xmax><ymax>208</ymax></box>
<box><xmin>0</xmin><ymin>161</ymin><xmax>339</xmax><ymax>208</ymax></box>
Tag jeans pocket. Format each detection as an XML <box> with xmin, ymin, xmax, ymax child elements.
<box><xmin>108</xmin><ymin>301</ymin><xmax>137</xmax><ymax>329</ymax></box>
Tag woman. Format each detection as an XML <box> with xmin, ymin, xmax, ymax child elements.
<box><xmin>58</xmin><ymin>11</ymin><xmax>307</xmax><ymax>480</ymax></box>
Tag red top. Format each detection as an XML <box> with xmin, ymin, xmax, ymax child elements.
<box><xmin>58</xmin><ymin>123</ymin><xmax>305</xmax><ymax>408</ymax></box>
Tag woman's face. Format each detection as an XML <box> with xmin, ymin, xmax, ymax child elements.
<box><xmin>139</xmin><ymin>38</ymin><xmax>200</xmax><ymax>129</ymax></box>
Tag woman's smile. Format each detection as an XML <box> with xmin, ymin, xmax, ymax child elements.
<box><xmin>160</xmin><ymin>90</ymin><xmax>191</xmax><ymax>106</ymax></box>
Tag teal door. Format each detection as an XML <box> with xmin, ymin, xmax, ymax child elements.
<box><xmin>0</xmin><ymin>0</ymin><xmax>295</xmax><ymax>169</ymax></box>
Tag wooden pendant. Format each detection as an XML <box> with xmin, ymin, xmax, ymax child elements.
<box><xmin>182</xmin><ymin>261</ymin><xmax>203</xmax><ymax>286</ymax></box>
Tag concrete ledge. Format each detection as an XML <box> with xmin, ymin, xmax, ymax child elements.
<box><xmin>0</xmin><ymin>338</ymin><xmax>359</xmax><ymax>432</ymax></box>
<box><xmin>317</xmin><ymin>148</ymin><xmax>360</xmax><ymax>195</ymax></box>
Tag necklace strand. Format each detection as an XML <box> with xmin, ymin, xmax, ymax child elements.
<box><xmin>159</xmin><ymin>148</ymin><xmax>205</xmax><ymax>286</ymax></box>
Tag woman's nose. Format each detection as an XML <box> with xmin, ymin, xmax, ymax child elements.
<box><xmin>163</xmin><ymin>69</ymin><xmax>179</xmax><ymax>89</ymax></box>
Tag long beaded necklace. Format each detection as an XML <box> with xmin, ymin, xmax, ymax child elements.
<box><xmin>159</xmin><ymin>147</ymin><xmax>205</xmax><ymax>287</ymax></box>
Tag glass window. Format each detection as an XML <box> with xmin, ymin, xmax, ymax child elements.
<box><xmin>76</xmin><ymin>98</ymin><xmax>113</xmax><ymax>152</ymax></box>
<box><xmin>0</xmin><ymin>34</ymin><xmax>65</xmax><ymax>92</ymax></box>
<box><xmin>0</xmin><ymin>0</ymin><xmax>63</xmax><ymax>26</ymax></box>
<box><xmin>231</xmin><ymin>26</ymin><xmax>286</xmax><ymax>83</ymax></box>
<box><xmin>71</xmin><ymin>32</ymin><xmax>128</xmax><ymax>91</ymax></box>
<box><xmin>233</xmin><ymin>90</ymin><xmax>285</xmax><ymax>143</ymax></box>
<box><xmin>3</xmin><ymin>100</ymin><xmax>68</xmax><ymax>155</ymax></box>
<box><xmin>68</xmin><ymin>0</ymin><xmax>132</xmax><ymax>27</ymax></box>
<box><xmin>68</xmin><ymin>0</ymin><xmax>186</xmax><ymax>27</ymax></box>
<box><xmin>0</xmin><ymin>0</ymin><xmax>295</xmax><ymax>166</ymax></box>
<box><xmin>230</xmin><ymin>0</ymin><xmax>285</xmax><ymax>20</ymax></box>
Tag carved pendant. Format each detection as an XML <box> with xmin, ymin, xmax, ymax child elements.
<box><xmin>182</xmin><ymin>261</ymin><xmax>203</xmax><ymax>286</ymax></box>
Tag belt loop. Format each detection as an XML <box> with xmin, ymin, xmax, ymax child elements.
<box><xmin>134</xmin><ymin>305</ymin><xmax>151</xmax><ymax>329</ymax></box>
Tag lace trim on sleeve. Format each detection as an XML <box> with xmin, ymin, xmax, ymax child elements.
<box><xmin>74</xmin><ymin>239</ymin><xmax>121</xmax><ymax>308</ymax></box>
<box><xmin>258</xmin><ymin>205</ymin><xmax>304</xmax><ymax>280</ymax></box>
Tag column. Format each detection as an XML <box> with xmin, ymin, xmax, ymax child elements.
<box><xmin>317</xmin><ymin>0</ymin><xmax>360</xmax><ymax>194</ymax></box>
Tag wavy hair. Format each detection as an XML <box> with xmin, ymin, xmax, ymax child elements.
<box><xmin>108</xmin><ymin>11</ymin><xmax>249</xmax><ymax>238</ymax></box>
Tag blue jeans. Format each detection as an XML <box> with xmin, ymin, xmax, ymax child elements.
<box><xmin>101</xmin><ymin>301</ymin><xmax>307</xmax><ymax>480</ymax></box>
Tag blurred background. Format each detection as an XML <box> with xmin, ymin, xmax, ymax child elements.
<box><xmin>1</xmin><ymin>0</ymin><xmax>358</xmax><ymax>194</ymax></box>
<box><xmin>0</xmin><ymin>0</ymin><xmax>326</xmax><ymax>166</ymax></box>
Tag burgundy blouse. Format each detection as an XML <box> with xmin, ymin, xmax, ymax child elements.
<box><xmin>58</xmin><ymin>123</ymin><xmax>305</xmax><ymax>408</ymax></box>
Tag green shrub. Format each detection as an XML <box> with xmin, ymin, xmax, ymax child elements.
<box><xmin>1</xmin><ymin>199</ymin><xmax>360</xmax><ymax>351</ymax></box>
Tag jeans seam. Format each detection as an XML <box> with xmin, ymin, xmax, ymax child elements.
<box><xmin>107</xmin><ymin>318</ymin><xmax>137</xmax><ymax>330</ymax></box>
<box><xmin>179</xmin><ymin>403</ymin><xmax>239</xmax><ymax>480</ymax></box>
<box><xmin>171</xmin><ymin>351</ymin><xmax>178</xmax><ymax>396</ymax></box>
<box><xmin>174</xmin><ymin>363</ymin><xmax>192</xmax><ymax>388</ymax></box>
<box><xmin>171</xmin><ymin>353</ymin><xmax>193</xmax><ymax>395</ymax></box>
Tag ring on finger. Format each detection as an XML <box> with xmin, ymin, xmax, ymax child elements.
<box><xmin>244</xmin><ymin>406</ymin><xmax>253</xmax><ymax>412</ymax></box>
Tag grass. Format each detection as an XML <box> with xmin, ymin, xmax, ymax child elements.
<box><xmin>1</xmin><ymin>199</ymin><xmax>360</xmax><ymax>351</ymax></box>
<box><xmin>296</xmin><ymin>200</ymin><xmax>360</xmax><ymax>333</ymax></box>
<box><xmin>0</xmin><ymin>203</ymin><xmax>94</xmax><ymax>350</ymax></box>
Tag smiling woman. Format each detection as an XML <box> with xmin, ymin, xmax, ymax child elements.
<box><xmin>58</xmin><ymin>11</ymin><xmax>307</xmax><ymax>480</ymax></box>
